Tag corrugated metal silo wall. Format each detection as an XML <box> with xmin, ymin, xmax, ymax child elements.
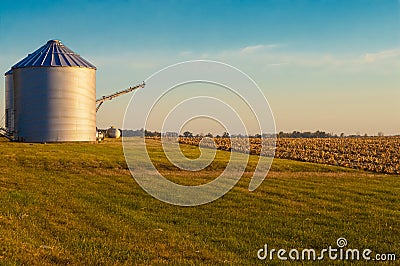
<box><xmin>5</xmin><ymin>73</ymin><xmax>14</xmax><ymax>132</ymax></box>
<box><xmin>13</xmin><ymin>67</ymin><xmax>96</xmax><ymax>142</ymax></box>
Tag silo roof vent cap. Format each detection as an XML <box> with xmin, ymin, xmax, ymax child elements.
<box><xmin>47</xmin><ymin>39</ymin><xmax>61</xmax><ymax>44</ymax></box>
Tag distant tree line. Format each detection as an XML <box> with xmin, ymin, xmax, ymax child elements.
<box><xmin>276</xmin><ymin>131</ymin><xmax>385</xmax><ymax>138</ymax></box>
<box><xmin>121</xmin><ymin>128</ymin><xmax>160</xmax><ymax>137</ymax></box>
<box><xmin>121</xmin><ymin>129</ymin><xmax>386</xmax><ymax>138</ymax></box>
<box><xmin>277</xmin><ymin>130</ymin><xmax>335</xmax><ymax>138</ymax></box>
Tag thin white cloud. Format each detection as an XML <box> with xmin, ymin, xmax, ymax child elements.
<box><xmin>240</xmin><ymin>44</ymin><xmax>278</xmax><ymax>54</ymax></box>
<box><xmin>222</xmin><ymin>45</ymin><xmax>400</xmax><ymax>69</ymax></box>
<box><xmin>92</xmin><ymin>46</ymin><xmax>400</xmax><ymax>80</ymax></box>
<box><xmin>179</xmin><ymin>50</ymin><xmax>193</xmax><ymax>57</ymax></box>
<box><xmin>361</xmin><ymin>49</ymin><xmax>400</xmax><ymax>63</ymax></box>
<box><xmin>267</xmin><ymin>62</ymin><xmax>290</xmax><ymax>66</ymax></box>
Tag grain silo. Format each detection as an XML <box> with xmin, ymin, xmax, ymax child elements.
<box><xmin>10</xmin><ymin>39</ymin><xmax>96</xmax><ymax>142</ymax></box>
<box><xmin>4</xmin><ymin>69</ymin><xmax>14</xmax><ymax>133</ymax></box>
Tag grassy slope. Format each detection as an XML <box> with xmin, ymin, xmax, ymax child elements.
<box><xmin>0</xmin><ymin>138</ymin><xmax>398</xmax><ymax>265</ymax></box>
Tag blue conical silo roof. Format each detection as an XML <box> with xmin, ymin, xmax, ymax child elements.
<box><xmin>11</xmin><ymin>40</ymin><xmax>96</xmax><ymax>69</ymax></box>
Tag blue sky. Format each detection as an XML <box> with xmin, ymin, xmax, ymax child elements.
<box><xmin>1</xmin><ymin>0</ymin><xmax>399</xmax><ymax>135</ymax></box>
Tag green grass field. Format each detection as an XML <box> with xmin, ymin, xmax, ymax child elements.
<box><xmin>0</xmin><ymin>138</ymin><xmax>398</xmax><ymax>265</ymax></box>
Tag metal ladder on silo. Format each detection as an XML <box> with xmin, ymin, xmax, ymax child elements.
<box><xmin>0</xmin><ymin>114</ymin><xmax>13</xmax><ymax>140</ymax></box>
